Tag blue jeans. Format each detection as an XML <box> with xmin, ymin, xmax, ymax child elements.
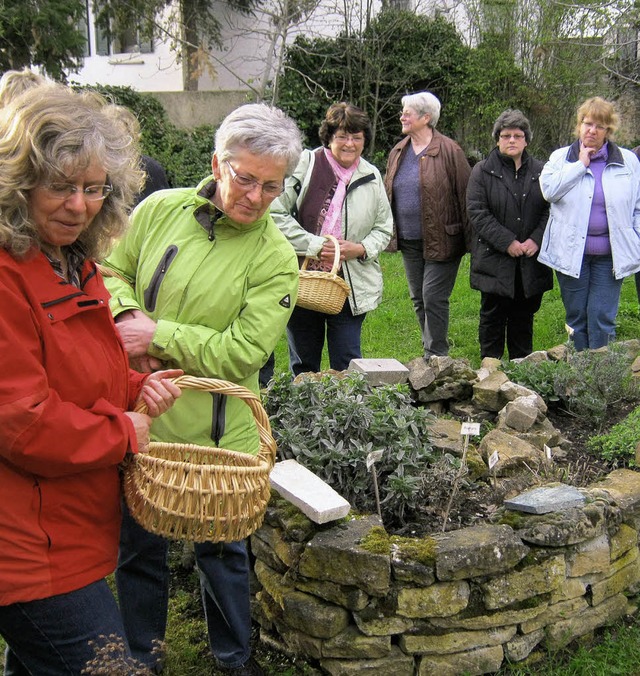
<box><xmin>0</xmin><ymin>579</ymin><xmax>129</xmax><ymax>676</ymax></box>
<box><xmin>287</xmin><ymin>302</ymin><xmax>366</xmax><ymax>376</ymax></box>
<box><xmin>399</xmin><ymin>239</ymin><xmax>462</xmax><ymax>357</ymax></box>
<box><xmin>557</xmin><ymin>255</ymin><xmax>623</xmax><ymax>350</ymax></box>
<box><xmin>116</xmin><ymin>501</ymin><xmax>251</xmax><ymax>671</ymax></box>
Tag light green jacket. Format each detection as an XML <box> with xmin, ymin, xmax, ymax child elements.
<box><xmin>270</xmin><ymin>149</ymin><xmax>393</xmax><ymax>315</ymax></box>
<box><xmin>103</xmin><ymin>176</ymin><xmax>299</xmax><ymax>454</ymax></box>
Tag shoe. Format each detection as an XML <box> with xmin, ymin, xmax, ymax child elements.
<box><xmin>220</xmin><ymin>656</ymin><xmax>265</xmax><ymax>676</ymax></box>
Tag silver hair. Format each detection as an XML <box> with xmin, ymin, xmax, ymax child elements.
<box><xmin>492</xmin><ymin>109</ymin><xmax>532</xmax><ymax>143</ymax></box>
<box><xmin>214</xmin><ymin>103</ymin><xmax>303</xmax><ymax>175</ymax></box>
<box><xmin>401</xmin><ymin>91</ymin><xmax>441</xmax><ymax>128</ymax></box>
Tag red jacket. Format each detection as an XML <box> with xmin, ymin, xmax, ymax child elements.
<box><xmin>0</xmin><ymin>249</ymin><xmax>146</xmax><ymax>605</ymax></box>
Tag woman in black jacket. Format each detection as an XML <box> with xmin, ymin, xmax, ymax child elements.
<box><xmin>467</xmin><ymin>109</ymin><xmax>552</xmax><ymax>360</ymax></box>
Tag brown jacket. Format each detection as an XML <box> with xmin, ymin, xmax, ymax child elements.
<box><xmin>384</xmin><ymin>131</ymin><xmax>471</xmax><ymax>260</ymax></box>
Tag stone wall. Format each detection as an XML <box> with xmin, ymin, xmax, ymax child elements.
<box><xmin>251</xmin><ymin>348</ymin><xmax>640</xmax><ymax>675</ymax></box>
<box><xmin>252</xmin><ymin>471</ymin><xmax>640</xmax><ymax>675</ymax></box>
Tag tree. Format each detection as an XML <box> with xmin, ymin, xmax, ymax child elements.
<box><xmin>276</xmin><ymin>9</ymin><xmax>469</xmax><ymax>162</ymax></box>
<box><xmin>0</xmin><ymin>0</ymin><xmax>87</xmax><ymax>80</ymax></box>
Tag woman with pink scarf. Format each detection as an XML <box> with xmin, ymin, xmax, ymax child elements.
<box><xmin>271</xmin><ymin>103</ymin><xmax>393</xmax><ymax>376</ymax></box>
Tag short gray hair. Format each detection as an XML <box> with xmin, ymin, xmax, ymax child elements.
<box><xmin>401</xmin><ymin>92</ymin><xmax>441</xmax><ymax>128</ymax></box>
<box><xmin>214</xmin><ymin>103</ymin><xmax>303</xmax><ymax>175</ymax></box>
<box><xmin>492</xmin><ymin>109</ymin><xmax>532</xmax><ymax>143</ymax></box>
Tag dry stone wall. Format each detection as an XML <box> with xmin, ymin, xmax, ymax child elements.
<box><xmin>251</xmin><ymin>347</ymin><xmax>640</xmax><ymax>674</ymax></box>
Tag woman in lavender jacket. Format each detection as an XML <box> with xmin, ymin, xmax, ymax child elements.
<box><xmin>538</xmin><ymin>97</ymin><xmax>640</xmax><ymax>350</ymax></box>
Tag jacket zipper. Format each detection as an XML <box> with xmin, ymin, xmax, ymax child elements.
<box><xmin>144</xmin><ymin>245</ymin><xmax>178</xmax><ymax>312</ymax></box>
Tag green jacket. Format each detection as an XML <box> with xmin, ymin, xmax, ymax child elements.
<box><xmin>103</xmin><ymin>176</ymin><xmax>299</xmax><ymax>454</ymax></box>
<box><xmin>270</xmin><ymin>149</ymin><xmax>393</xmax><ymax>315</ymax></box>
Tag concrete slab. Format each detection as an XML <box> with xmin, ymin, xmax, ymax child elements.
<box><xmin>504</xmin><ymin>484</ymin><xmax>585</xmax><ymax>514</ymax></box>
<box><xmin>270</xmin><ymin>459</ymin><xmax>351</xmax><ymax>524</ymax></box>
<box><xmin>348</xmin><ymin>358</ymin><xmax>409</xmax><ymax>386</ymax></box>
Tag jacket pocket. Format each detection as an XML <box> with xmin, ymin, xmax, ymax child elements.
<box><xmin>144</xmin><ymin>245</ymin><xmax>178</xmax><ymax>312</ymax></box>
<box><xmin>445</xmin><ymin>222</ymin><xmax>462</xmax><ymax>237</ymax></box>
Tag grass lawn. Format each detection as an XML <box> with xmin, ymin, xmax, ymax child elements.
<box><xmin>2</xmin><ymin>252</ymin><xmax>640</xmax><ymax>674</ymax></box>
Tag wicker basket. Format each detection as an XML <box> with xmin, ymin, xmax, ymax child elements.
<box><xmin>123</xmin><ymin>375</ymin><xmax>277</xmax><ymax>543</ymax></box>
<box><xmin>297</xmin><ymin>234</ymin><xmax>350</xmax><ymax>315</ymax></box>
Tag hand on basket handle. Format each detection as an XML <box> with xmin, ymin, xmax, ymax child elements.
<box><xmin>124</xmin><ymin>411</ymin><xmax>152</xmax><ymax>454</ymax></box>
<box><xmin>137</xmin><ymin>369</ymin><xmax>184</xmax><ymax>418</ymax></box>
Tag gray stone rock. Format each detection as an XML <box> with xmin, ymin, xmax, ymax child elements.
<box><xmin>429</xmin><ymin>418</ymin><xmax>463</xmax><ymax>455</ymax></box>
<box><xmin>504</xmin><ymin>484</ymin><xmax>586</xmax><ymax>514</ymax></box>
<box><xmin>514</xmin><ymin>503</ymin><xmax>611</xmax><ymax>547</ymax></box>
<box><xmin>400</xmin><ymin>625</ymin><xmax>515</xmax><ymax>654</ymax></box>
<box><xmin>281</xmin><ymin>590</ymin><xmax>350</xmax><ymax>639</ymax></box>
<box><xmin>481</xmin><ymin>555</ymin><xmax>565</xmax><ymax>609</ymax></box>
<box><xmin>505</xmin><ymin>628</ymin><xmax>544</xmax><ymax>662</ymax></box>
<box><xmin>298</xmin><ymin>515</ymin><xmax>390</xmax><ymax>597</ymax></box>
<box><xmin>406</xmin><ymin>357</ymin><xmax>436</xmax><ymax>390</ymax></box>
<box><xmin>321</xmin><ymin>646</ymin><xmax>414</xmax><ymax>675</ymax></box>
<box><xmin>479</xmin><ymin>429</ymin><xmax>545</xmax><ymax>476</ymax></box>
<box><xmin>293</xmin><ymin>575</ymin><xmax>370</xmax><ymax>612</ymax></box>
<box><xmin>431</xmin><ymin>524</ymin><xmax>528</xmax><ymax>581</ymax></box>
<box><xmin>396</xmin><ymin>580</ymin><xmax>470</xmax><ymax>618</ymax></box>
<box><xmin>499</xmin><ymin>398</ymin><xmax>539</xmax><ymax>432</ymax></box>
<box><xmin>322</xmin><ymin>625</ymin><xmax>391</xmax><ymax>658</ymax></box>
<box><xmin>417</xmin><ymin>645</ymin><xmax>505</xmax><ymax>676</ymax></box>
<box><xmin>472</xmin><ymin>370</ymin><xmax>509</xmax><ymax>411</ymax></box>
<box><xmin>547</xmin><ymin>344</ymin><xmax>569</xmax><ymax>361</ymax></box>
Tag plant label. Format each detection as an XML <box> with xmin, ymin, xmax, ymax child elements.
<box><xmin>544</xmin><ymin>445</ymin><xmax>552</xmax><ymax>460</ymax></box>
<box><xmin>366</xmin><ymin>449</ymin><xmax>384</xmax><ymax>470</ymax></box>
<box><xmin>488</xmin><ymin>450</ymin><xmax>499</xmax><ymax>470</ymax></box>
<box><xmin>460</xmin><ymin>422</ymin><xmax>481</xmax><ymax>436</ymax></box>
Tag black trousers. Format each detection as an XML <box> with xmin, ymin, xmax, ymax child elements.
<box><xmin>479</xmin><ymin>276</ymin><xmax>543</xmax><ymax>360</ymax></box>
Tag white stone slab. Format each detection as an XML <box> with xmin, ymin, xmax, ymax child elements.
<box><xmin>348</xmin><ymin>358</ymin><xmax>409</xmax><ymax>385</ymax></box>
<box><xmin>270</xmin><ymin>459</ymin><xmax>351</xmax><ymax>524</ymax></box>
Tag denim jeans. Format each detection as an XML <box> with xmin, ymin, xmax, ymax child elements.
<box><xmin>116</xmin><ymin>501</ymin><xmax>251</xmax><ymax>671</ymax></box>
<box><xmin>556</xmin><ymin>254</ymin><xmax>623</xmax><ymax>350</ymax></box>
<box><xmin>0</xmin><ymin>579</ymin><xmax>129</xmax><ymax>676</ymax></box>
<box><xmin>287</xmin><ymin>302</ymin><xmax>366</xmax><ymax>376</ymax></box>
<box><xmin>398</xmin><ymin>239</ymin><xmax>462</xmax><ymax>357</ymax></box>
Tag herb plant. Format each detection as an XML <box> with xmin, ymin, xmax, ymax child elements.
<box><xmin>265</xmin><ymin>372</ymin><xmax>437</xmax><ymax>526</ymax></box>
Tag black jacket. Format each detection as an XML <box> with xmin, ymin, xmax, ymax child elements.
<box><xmin>467</xmin><ymin>147</ymin><xmax>553</xmax><ymax>298</ymax></box>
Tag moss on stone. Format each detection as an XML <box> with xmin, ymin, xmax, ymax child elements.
<box><xmin>390</xmin><ymin>535</ymin><xmax>438</xmax><ymax>566</ymax></box>
<box><xmin>360</xmin><ymin>525</ymin><xmax>391</xmax><ymax>555</ymax></box>
<box><xmin>497</xmin><ymin>510</ymin><xmax>526</xmax><ymax>529</ymax></box>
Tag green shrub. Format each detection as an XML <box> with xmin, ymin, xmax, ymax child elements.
<box><xmin>79</xmin><ymin>85</ymin><xmax>214</xmax><ymax>188</ymax></box>
<box><xmin>503</xmin><ymin>345</ymin><xmax>640</xmax><ymax>430</ymax></box>
<box><xmin>587</xmin><ymin>405</ymin><xmax>640</xmax><ymax>466</ymax></box>
<box><xmin>264</xmin><ymin>372</ymin><xmax>439</xmax><ymax>526</ymax></box>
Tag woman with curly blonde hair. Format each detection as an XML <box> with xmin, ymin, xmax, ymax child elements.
<box><xmin>0</xmin><ymin>84</ymin><xmax>182</xmax><ymax>674</ymax></box>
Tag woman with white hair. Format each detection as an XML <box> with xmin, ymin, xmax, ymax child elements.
<box><xmin>384</xmin><ymin>91</ymin><xmax>471</xmax><ymax>358</ymax></box>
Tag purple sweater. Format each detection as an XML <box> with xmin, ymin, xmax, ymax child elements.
<box><xmin>584</xmin><ymin>144</ymin><xmax>611</xmax><ymax>256</ymax></box>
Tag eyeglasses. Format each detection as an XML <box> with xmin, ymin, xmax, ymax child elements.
<box><xmin>43</xmin><ymin>183</ymin><xmax>113</xmax><ymax>201</ymax></box>
<box><xmin>224</xmin><ymin>161</ymin><xmax>284</xmax><ymax>197</ymax></box>
<box><xmin>499</xmin><ymin>133</ymin><xmax>526</xmax><ymax>140</ymax></box>
<box><xmin>581</xmin><ymin>121</ymin><xmax>607</xmax><ymax>132</ymax></box>
<box><xmin>333</xmin><ymin>133</ymin><xmax>365</xmax><ymax>144</ymax></box>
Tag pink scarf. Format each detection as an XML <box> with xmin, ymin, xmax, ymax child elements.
<box><xmin>320</xmin><ymin>147</ymin><xmax>360</xmax><ymax>239</ymax></box>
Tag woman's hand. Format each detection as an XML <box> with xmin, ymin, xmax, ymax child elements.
<box><xmin>115</xmin><ymin>310</ymin><xmax>158</xmax><ymax>358</ymax></box>
<box><xmin>136</xmin><ymin>369</ymin><xmax>184</xmax><ymax>418</ymax></box>
<box><xmin>320</xmin><ymin>238</ymin><xmax>366</xmax><ymax>263</ymax></box>
<box><xmin>124</xmin><ymin>411</ymin><xmax>152</xmax><ymax>453</ymax></box>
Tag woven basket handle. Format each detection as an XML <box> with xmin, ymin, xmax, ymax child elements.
<box><xmin>300</xmin><ymin>234</ymin><xmax>341</xmax><ymax>275</ymax></box>
<box><xmin>134</xmin><ymin>375</ymin><xmax>276</xmax><ymax>465</ymax></box>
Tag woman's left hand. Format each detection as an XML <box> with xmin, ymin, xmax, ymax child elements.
<box><xmin>320</xmin><ymin>238</ymin><xmax>366</xmax><ymax>263</ymax></box>
<box><xmin>521</xmin><ymin>238</ymin><xmax>540</xmax><ymax>258</ymax></box>
<box><xmin>136</xmin><ymin>369</ymin><xmax>184</xmax><ymax>417</ymax></box>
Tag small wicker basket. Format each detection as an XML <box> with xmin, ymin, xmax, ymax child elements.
<box><xmin>123</xmin><ymin>375</ymin><xmax>277</xmax><ymax>543</ymax></box>
<box><xmin>297</xmin><ymin>234</ymin><xmax>350</xmax><ymax>315</ymax></box>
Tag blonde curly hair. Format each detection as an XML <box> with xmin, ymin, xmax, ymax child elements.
<box><xmin>0</xmin><ymin>84</ymin><xmax>144</xmax><ymax>259</ymax></box>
